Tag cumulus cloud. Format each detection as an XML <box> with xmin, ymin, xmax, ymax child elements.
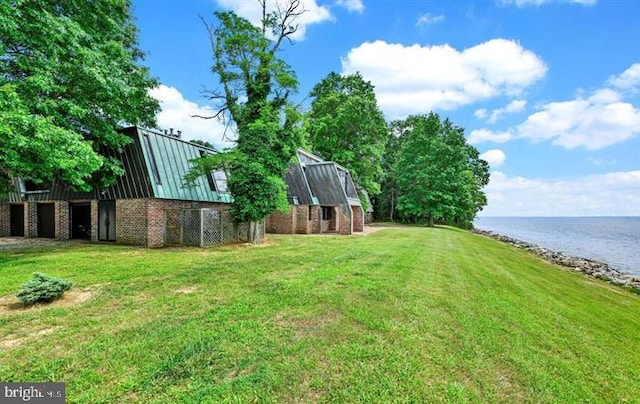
<box><xmin>215</xmin><ymin>0</ymin><xmax>332</xmax><ymax>40</ymax></box>
<box><xmin>416</xmin><ymin>13</ymin><xmax>445</xmax><ymax>27</ymax></box>
<box><xmin>335</xmin><ymin>0</ymin><xmax>364</xmax><ymax>13</ymax></box>
<box><xmin>471</xmin><ymin>63</ymin><xmax>640</xmax><ymax>150</ymax></box>
<box><xmin>516</xmin><ymin>90</ymin><xmax>640</xmax><ymax>149</ymax></box>
<box><xmin>497</xmin><ymin>0</ymin><xmax>596</xmax><ymax>7</ymax></box>
<box><xmin>480</xmin><ymin>149</ymin><xmax>507</xmax><ymax>168</ymax></box>
<box><xmin>481</xmin><ymin>170</ymin><xmax>640</xmax><ymax>216</ymax></box>
<box><xmin>607</xmin><ymin>63</ymin><xmax>640</xmax><ymax>91</ymax></box>
<box><xmin>341</xmin><ymin>39</ymin><xmax>546</xmax><ymax>117</ymax></box>
<box><xmin>468</xmin><ymin>128</ymin><xmax>514</xmax><ymax>144</ymax></box>
<box><xmin>475</xmin><ymin>99</ymin><xmax>527</xmax><ymax>123</ymax></box>
<box><xmin>148</xmin><ymin>84</ymin><xmax>235</xmax><ymax>150</ymax></box>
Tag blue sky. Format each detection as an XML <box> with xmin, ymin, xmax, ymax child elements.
<box><xmin>133</xmin><ymin>0</ymin><xmax>640</xmax><ymax>217</ymax></box>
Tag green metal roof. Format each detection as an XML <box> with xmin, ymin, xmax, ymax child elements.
<box><xmin>134</xmin><ymin>127</ymin><xmax>231</xmax><ymax>203</ymax></box>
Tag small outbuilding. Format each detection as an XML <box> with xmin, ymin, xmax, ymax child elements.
<box><xmin>266</xmin><ymin>149</ymin><xmax>364</xmax><ymax>235</ymax></box>
<box><xmin>0</xmin><ymin>127</ymin><xmax>253</xmax><ymax>247</ymax></box>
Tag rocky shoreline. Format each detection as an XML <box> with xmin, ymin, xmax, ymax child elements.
<box><xmin>473</xmin><ymin>229</ymin><xmax>640</xmax><ymax>291</ymax></box>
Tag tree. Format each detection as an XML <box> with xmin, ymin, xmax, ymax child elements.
<box><xmin>394</xmin><ymin>113</ymin><xmax>488</xmax><ymax>227</ymax></box>
<box><xmin>374</xmin><ymin>120</ymin><xmax>405</xmax><ymax>222</ymax></box>
<box><xmin>190</xmin><ymin>0</ymin><xmax>304</xmax><ymax>242</ymax></box>
<box><xmin>305</xmin><ymin>72</ymin><xmax>388</xmax><ymax>203</ymax></box>
<box><xmin>0</xmin><ymin>0</ymin><xmax>159</xmax><ymax>194</ymax></box>
<box><xmin>189</xmin><ymin>139</ymin><xmax>216</xmax><ymax>149</ymax></box>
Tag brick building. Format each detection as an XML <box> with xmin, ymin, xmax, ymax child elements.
<box><xmin>266</xmin><ymin>150</ymin><xmax>365</xmax><ymax>235</ymax></box>
<box><xmin>0</xmin><ymin>127</ymin><xmax>237</xmax><ymax>247</ymax></box>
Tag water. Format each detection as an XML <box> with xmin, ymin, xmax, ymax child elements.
<box><xmin>473</xmin><ymin>217</ymin><xmax>640</xmax><ymax>276</ymax></box>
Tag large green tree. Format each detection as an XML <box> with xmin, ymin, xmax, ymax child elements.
<box><xmin>0</xmin><ymin>0</ymin><xmax>159</xmax><ymax>194</ymax></box>
<box><xmin>374</xmin><ymin>120</ymin><xmax>405</xmax><ymax>222</ymax></box>
<box><xmin>305</xmin><ymin>72</ymin><xmax>388</xmax><ymax>202</ymax></box>
<box><xmin>394</xmin><ymin>113</ymin><xmax>488</xmax><ymax>227</ymax></box>
<box><xmin>191</xmin><ymin>0</ymin><xmax>304</xmax><ymax>242</ymax></box>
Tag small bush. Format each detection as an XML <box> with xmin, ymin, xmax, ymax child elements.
<box><xmin>16</xmin><ymin>272</ymin><xmax>72</xmax><ymax>306</ymax></box>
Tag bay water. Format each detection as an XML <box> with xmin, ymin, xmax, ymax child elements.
<box><xmin>473</xmin><ymin>217</ymin><xmax>640</xmax><ymax>276</ymax></box>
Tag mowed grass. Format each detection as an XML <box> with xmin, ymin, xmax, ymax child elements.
<box><xmin>1</xmin><ymin>227</ymin><xmax>639</xmax><ymax>403</ymax></box>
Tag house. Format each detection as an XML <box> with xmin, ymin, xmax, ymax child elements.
<box><xmin>266</xmin><ymin>149</ymin><xmax>365</xmax><ymax>235</ymax></box>
<box><xmin>0</xmin><ymin>127</ymin><xmax>242</xmax><ymax>247</ymax></box>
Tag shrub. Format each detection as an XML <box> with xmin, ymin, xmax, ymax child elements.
<box><xmin>16</xmin><ymin>272</ymin><xmax>72</xmax><ymax>306</ymax></box>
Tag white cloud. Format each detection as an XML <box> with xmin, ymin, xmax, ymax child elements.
<box><xmin>416</xmin><ymin>13</ymin><xmax>445</xmax><ymax>27</ymax></box>
<box><xmin>335</xmin><ymin>0</ymin><xmax>364</xmax><ymax>13</ymax></box>
<box><xmin>471</xmin><ymin>64</ymin><xmax>640</xmax><ymax>150</ymax></box>
<box><xmin>607</xmin><ymin>63</ymin><xmax>640</xmax><ymax>91</ymax></box>
<box><xmin>481</xmin><ymin>170</ymin><xmax>640</xmax><ymax>216</ymax></box>
<box><xmin>341</xmin><ymin>39</ymin><xmax>547</xmax><ymax>117</ymax></box>
<box><xmin>475</xmin><ymin>99</ymin><xmax>527</xmax><ymax>123</ymax></box>
<box><xmin>515</xmin><ymin>89</ymin><xmax>640</xmax><ymax>149</ymax></box>
<box><xmin>480</xmin><ymin>149</ymin><xmax>507</xmax><ymax>167</ymax></box>
<box><xmin>497</xmin><ymin>0</ymin><xmax>596</xmax><ymax>7</ymax></box>
<box><xmin>468</xmin><ymin>128</ymin><xmax>514</xmax><ymax>144</ymax></box>
<box><xmin>149</xmin><ymin>84</ymin><xmax>235</xmax><ymax>150</ymax></box>
<box><xmin>215</xmin><ymin>0</ymin><xmax>332</xmax><ymax>40</ymax></box>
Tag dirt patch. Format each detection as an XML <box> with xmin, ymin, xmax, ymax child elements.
<box><xmin>0</xmin><ymin>288</ymin><xmax>95</xmax><ymax>316</ymax></box>
<box><xmin>0</xmin><ymin>237</ymin><xmax>74</xmax><ymax>251</ymax></box>
<box><xmin>174</xmin><ymin>286</ymin><xmax>199</xmax><ymax>294</ymax></box>
<box><xmin>274</xmin><ymin>311</ymin><xmax>344</xmax><ymax>340</ymax></box>
<box><xmin>0</xmin><ymin>327</ymin><xmax>58</xmax><ymax>349</ymax></box>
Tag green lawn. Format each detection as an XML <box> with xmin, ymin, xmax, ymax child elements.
<box><xmin>1</xmin><ymin>227</ymin><xmax>639</xmax><ymax>403</ymax></box>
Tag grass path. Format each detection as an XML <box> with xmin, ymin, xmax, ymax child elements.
<box><xmin>1</xmin><ymin>227</ymin><xmax>639</xmax><ymax>402</ymax></box>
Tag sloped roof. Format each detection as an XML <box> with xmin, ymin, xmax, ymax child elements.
<box><xmin>133</xmin><ymin>127</ymin><xmax>230</xmax><ymax>202</ymax></box>
<box><xmin>282</xmin><ymin>149</ymin><xmax>361</xmax><ymax>207</ymax></box>
<box><xmin>3</xmin><ymin>126</ymin><xmax>231</xmax><ymax>203</ymax></box>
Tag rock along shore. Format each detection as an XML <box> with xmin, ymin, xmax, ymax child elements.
<box><xmin>473</xmin><ymin>229</ymin><xmax>640</xmax><ymax>291</ymax></box>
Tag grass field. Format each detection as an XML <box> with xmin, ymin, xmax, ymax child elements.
<box><xmin>1</xmin><ymin>227</ymin><xmax>639</xmax><ymax>403</ymax></box>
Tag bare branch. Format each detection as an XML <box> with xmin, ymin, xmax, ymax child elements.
<box><xmin>270</xmin><ymin>0</ymin><xmax>305</xmax><ymax>53</ymax></box>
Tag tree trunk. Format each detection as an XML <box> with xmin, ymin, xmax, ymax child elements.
<box><xmin>389</xmin><ymin>190</ymin><xmax>395</xmax><ymax>222</ymax></box>
<box><xmin>428</xmin><ymin>214</ymin><xmax>434</xmax><ymax>227</ymax></box>
<box><xmin>248</xmin><ymin>220</ymin><xmax>263</xmax><ymax>244</ymax></box>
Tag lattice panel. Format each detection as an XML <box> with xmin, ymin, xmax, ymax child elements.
<box><xmin>164</xmin><ymin>208</ymin><xmax>260</xmax><ymax>247</ymax></box>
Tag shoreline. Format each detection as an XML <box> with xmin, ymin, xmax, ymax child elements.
<box><xmin>472</xmin><ymin>229</ymin><xmax>640</xmax><ymax>292</ymax></box>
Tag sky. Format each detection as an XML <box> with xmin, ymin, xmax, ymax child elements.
<box><xmin>132</xmin><ymin>0</ymin><xmax>640</xmax><ymax>217</ymax></box>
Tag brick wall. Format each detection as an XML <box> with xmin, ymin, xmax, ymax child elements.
<box><xmin>56</xmin><ymin>201</ymin><xmax>69</xmax><ymax>240</ymax></box>
<box><xmin>0</xmin><ymin>203</ymin><xmax>9</xmax><ymax>237</ymax></box>
<box><xmin>266</xmin><ymin>209</ymin><xmax>295</xmax><ymax>234</ymax></box>
<box><xmin>352</xmin><ymin>205</ymin><xmax>364</xmax><ymax>232</ymax></box>
<box><xmin>27</xmin><ymin>202</ymin><xmax>37</xmax><ymax>237</ymax></box>
<box><xmin>294</xmin><ymin>205</ymin><xmax>310</xmax><ymax>234</ymax></box>
<box><xmin>115</xmin><ymin>199</ymin><xmax>148</xmax><ymax>245</ymax></box>
<box><xmin>91</xmin><ymin>200</ymin><xmax>99</xmax><ymax>242</ymax></box>
<box><xmin>143</xmin><ymin>199</ymin><xmax>230</xmax><ymax>247</ymax></box>
<box><xmin>309</xmin><ymin>206</ymin><xmax>321</xmax><ymax>234</ymax></box>
<box><xmin>338</xmin><ymin>204</ymin><xmax>351</xmax><ymax>235</ymax></box>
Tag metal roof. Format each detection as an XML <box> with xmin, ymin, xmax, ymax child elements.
<box><xmin>2</xmin><ymin>127</ymin><xmax>231</xmax><ymax>203</ymax></box>
<box><xmin>283</xmin><ymin>163</ymin><xmax>314</xmax><ymax>205</ymax></box>
<box><xmin>304</xmin><ymin>163</ymin><xmax>361</xmax><ymax>207</ymax></box>
<box><xmin>134</xmin><ymin>127</ymin><xmax>230</xmax><ymax>202</ymax></box>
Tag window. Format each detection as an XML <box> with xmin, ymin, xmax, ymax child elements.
<box><xmin>322</xmin><ymin>206</ymin><xmax>333</xmax><ymax>220</ymax></box>
<box><xmin>199</xmin><ymin>151</ymin><xmax>217</xmax><ymax>192</ymax></box>
<box><xmin>143</xmin><ymin>134</ymin><xmax>162</xmax><ymax>185</ymax></box>
<box><xmin>213</xmin><ymin>169</ymin><xmax>228</xmax><ymax>193</ymax></box>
